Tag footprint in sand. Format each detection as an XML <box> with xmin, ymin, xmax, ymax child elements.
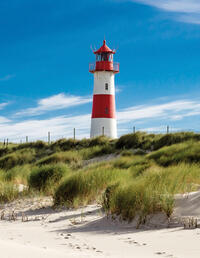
<box><xmin>155</xmin><ymin>251</ymin><xmax>166</xmax><ymax>255</ymax></box>
<box><xmin>155</xmin><ymin>252</ymin><xmax>176</xmax><ymax>258</ymax></box>
<box><xmin>122</xmin><ymin>237</ymin><xmax>147</xmax><ymax>247</ymax></box>
<box><xmin>96</xmin><ymin>250</ymin><xmax>103</xmax><ymax>253</ymax></box>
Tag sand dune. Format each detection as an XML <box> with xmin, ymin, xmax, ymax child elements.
<box><xmin>1</xmin><ymin>192</ymin><xmax>200</xmax><ymax>258</ymax></box>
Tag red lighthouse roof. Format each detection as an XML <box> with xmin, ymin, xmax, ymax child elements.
<box><xmin>94</xmin><ymin>40</ymin><xmax>115</xmax><ymax>54</ymax></box>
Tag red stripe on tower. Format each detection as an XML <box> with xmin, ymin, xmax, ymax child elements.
<box><xmin>92</xmin><ymin>95</ymin><xmax>116</xmax><ymax>119</ymax></box>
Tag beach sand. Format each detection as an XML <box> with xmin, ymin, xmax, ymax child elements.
<box><xmin>1</xmin><ymin>192</ymin><xmax>200</xmax><ymax>258</ymax></box>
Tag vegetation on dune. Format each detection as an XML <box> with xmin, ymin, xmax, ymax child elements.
<box><xmin>50</xmin><ymin>136</ymin><xmax>112</xmax><ymax>152</ymax></box>
<box><xmin>148</xmin><ymin>140</ymin><xmax>200</xmax><ymax>166</ymax></box>
<box><xmin>0</xmin><ymin>181</ymin><xmax>19</xmax><ymax>203</ymax></box>
<box><xmin>102</xmin><ymin>163</ymin><xmax>200</xmax><ymax>223</ymax></box>
<box><xmin>1</xmin><ymin>132</ymin><xmax>200</xmax><ymax>226</ymax></box>
<box><xmin>4</xmin><ymin>165</ymin><xmax>31</xmax><ymax>184</ymax></box>
<box><xmin>36</xmin><ymin>151</ymin><xmax>82</xmax><ymax>167</ymax></box>
<box><xmin>28</xmin><ymin>164</ymin><xmax>69</xmax><ymax>194</ymax></box>
<box><xmin>53</xmin><ymin>165</ymin><xmax>127</xmax><ymax>207</ymax></box>
<box><xmin>116</xmin><ymin>131</ymin><xmax>200</xmax><ymax>151</ymax></box>
<box><xmin>0</xmin><ymin>149</ymin><xmax>36</xmax><ymax>170</ymax></box>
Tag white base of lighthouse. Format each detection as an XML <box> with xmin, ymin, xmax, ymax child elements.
<box><xmin>90</xmin><ymin>118</ymin><xmax>117</xmax><ymax>139</ymax></box>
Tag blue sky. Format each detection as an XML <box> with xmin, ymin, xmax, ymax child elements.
<box><xmin>1</xmin><ymin>0</ymin><xmax>200</xmax><ymax>141</ymax></box>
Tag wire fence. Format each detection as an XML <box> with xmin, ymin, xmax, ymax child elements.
<box><xmin>0</xmin><ymin>126</ymin><xmax>199</xmax><ymax>145</ymax></box>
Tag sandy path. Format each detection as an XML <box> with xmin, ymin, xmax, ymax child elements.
<box><xmin>1</xmin><ymin>195</ymin><xmax>200</xmax><ymax>258</ymax></box>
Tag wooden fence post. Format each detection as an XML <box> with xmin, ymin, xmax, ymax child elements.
<box><xmin>48</xmin><ymin>132</ymin><xmax>51</xmax><ymax>144</ymax></box>
<box><xmin>73</xmin><ymin>128</ymin><xmax>76</xmax><ymax>141</ymax></box>
<box><xmin>167</xmin><ymin>126</ymin><xmax>169</xmax><ymax>134</ymax></box>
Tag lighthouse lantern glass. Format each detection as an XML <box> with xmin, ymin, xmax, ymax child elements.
<box><xmin>96</xmin><ymin>53</ymin><xmax>113</xmax><ymax>62</ymax></box>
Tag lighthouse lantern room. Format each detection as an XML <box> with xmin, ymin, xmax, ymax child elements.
<box><xmin>89</xmin><ymin>40</ymin><xmax>119</xmax><ymax>139</ymax></box>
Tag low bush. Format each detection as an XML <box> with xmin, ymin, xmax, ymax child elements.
<box><xmin>148</xmin><ymin>141</ymin><xmax>200</xmax><ymax>166</ymax></box>
<box><xmin>153</xmin><ymin>132</ymin><xmax>200</xmax><ymax>150</ymax></box>
<box><xmin>0</xmin><ymin>181</ymin><xmax>19</xmax><ymax>203</ymax></box>
<box><xmin>103</xmin><ymin>163</ymin><xmax>200</xmax><ymax>224</ymax></box>
<box><xmin>116</xmin><ymin>133</ymin><xmax>141</xmax><ymax>149</ymax></box>
<box><xmin>0</xmin><ymin>149</ymin><xmax>35</xmax><ymax>170</ymax></box>
<box><xmin>54</xmin><ymin>166</ymin><xmax>128</xmax><ymax>207</ymax></box>
<box><xmin>4</xmin><ymin>165</ymin><xmax>31</xmax><ymax>184</ymax></box>
<box><xmin>116</xmin><ymin>132</ymin><xmax>161</xmax><ymax>151</ymax></box>
<box><xmin>80</xmin><ymin>145</ymin><xmax>115</xmax><ymax>160</ymax></box>
<box><xmin>104</xmin><ymin>181</ymin><xmax>163</xmax><ymax>224</ymax></box>
<box><xmin>28</xmin><ymin>164</ymin><xmax>69</xmax><ymax>194</ymax></box>
<box><xmin>51</xmin><ymin>136</ymin><xmax>111</xmax><ymax>152</ymax></box>
<box><xmin>36</xmin><ymin>151</ymin><xmax>82</xmax><ymax>167</ymax></box>
<box><xmin>113</xmin><ymin>155</ymin><xmax>150</xmax><ymax>170</ymax></box>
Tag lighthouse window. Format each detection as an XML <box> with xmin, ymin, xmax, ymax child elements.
<box><xmin>101</xmin><ymin>53</ymin><xmax>109</xmax><ymax>61</ymax></box>
<box><xmin>105</xmin><ymin>107</ymin><xmax>109</xmax><ymax>114</ymax></box>
<box><xmin>96</xmin><ymin>54</ymin><xmax>101</xmax><ymax>61</ymax></box>
<box><xmin>105</xmin><ymin>83</ymin><xmax>108</xmax><ymax>90</ymax></box>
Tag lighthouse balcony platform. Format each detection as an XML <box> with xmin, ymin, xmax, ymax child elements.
<box><xmin>89</xmin><ymin>62</ymin><xmax>119</xmax><ymax>73</ymax></box>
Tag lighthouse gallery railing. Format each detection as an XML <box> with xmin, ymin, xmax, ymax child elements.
<box><xmin>89</xmin><ymin>62</ymin><xmax>119</xmax><ymax>73</ymax></box>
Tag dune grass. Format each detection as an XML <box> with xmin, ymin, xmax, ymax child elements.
<box><xmin>115</xmin><ymin>132</ymin><xmax>200</xmax><ymax>151</ymax></box>
<box><xmin>148</xmin><ymin>140</ymin><xmax>200</xmax><ymax>166</ymax></box>
<box><xmin>1</xmin><ymin>131</ymin><xmax>200</xmax><ymax>221</ymax></box>
<box><xmin>36</xmin><ymin>151</ymin><xmax>82</xmax><ymax>167</ymax></box>
<box><xmin>0</xmin><ymin>149</ymin><xmax>36</xmax><ymax>170</ymax></box>
<box><xmin>102</xmin><ymin>163</ymin><xmax>200</xmax><ymax>223</ymax></box>
<box><xmin>0</xmin><ymin>181</ymin><xmax>19</xmax><ymax>203</ymax></box>
<box><xmin>28</xmin><ymin>163</ymin><xmax>69</xmax><ymax>194</ymax></box>
<box><xmin>4</xmin><ymin>165</ymin><xmax>31</xmax><ymax>185</ymax></box>
<box><xmin>53</xmin><ymin>165</ymin><xmax>129</xmax><ymax>207</ymax></box>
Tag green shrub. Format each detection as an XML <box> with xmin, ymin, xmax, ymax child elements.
<box><xmin>50</xmin><ymin>136</ymin><xmax>112</xmax><ymax>152</ymax></box>
<box><xmin>80</xmin><ymin>145</ymin><xmax>115</xmax><ymax>160</ymax></box>
<box><xmin>13</xmin><ymin>140</ymin><xmax>47</xmax><ymax>152</ymax></box>
<box><xmin>28</xmin><ymin>164</ymin><xmax>69</xmax><ymax>193</ymax></box>
<box><xmin>4</xmin><ymin>165</ymin><xmax>31</xmax><ymax>184</ymax></box>
<box><xmin>0</xmin><ymin>182</ymin><xmax>19</xmax><ymax>203</ymax></box>
<box><xmin>0</xmin><ymin>149</ymin><xmax>35</xmax><ymax>170</ymax></box>
<box><xmin>153</xmin><ymin>132</ymin><xmax>200</xmax><ymax>150</ymax></box>
<box><xmin>54</xmin><ymin>166</ymin><xmax>127</xmax><ymax>207</ymax></box>
<box><xmin>37</xmin><ymin>151</ymin><xmax>82</xmax><ymax>167</ymax></box>
<box><xmin>102</xmin><ymin>163</ymin><xmax>200</xmax><ymax>223</ymax></box>
<box><xmin>148</xmin><ymin>141</ymin><xmax>200</xmax><ymax>166</ymax></box>
<box><xmin>116</xmin><ymin>133</ymin><xmax>140</xmax><ymax>149</ymax></box>
<box><xmin>116</xmin><ymin>132</ymin><xmax>162</xmax><ymax>150</ymax></box>
<box><xmin>89</xmin><ymin>136</ymin><xmax>111</xmax><ymax>147</ymax></box>
<box><xmin>104</xmin><ymin>182</ymin><xmax>162</xmax><ymax>223</ymax></box>
<box><xmin>113</xmin><ymin>155</ymin><xmax>150</xmax><ymax>170</ymax></box>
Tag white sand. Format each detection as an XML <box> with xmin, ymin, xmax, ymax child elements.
<box><xmin>1</xmin><ymin>192</ymin><xmax>200</xmax><ymax>258</ymax></box>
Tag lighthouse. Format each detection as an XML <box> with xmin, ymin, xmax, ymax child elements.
<box><xmin>89</xmin><ymin>40</ymin><xmax>119</xmax><ymax>139</ymax></box>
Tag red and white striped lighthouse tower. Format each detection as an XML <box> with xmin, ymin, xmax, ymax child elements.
<box><xmin>89</xmin><ymin>40</ymin><xmax>119</xmax><ymax>138</ymax></box>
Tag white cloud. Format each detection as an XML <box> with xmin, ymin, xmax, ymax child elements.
<box><xmin>0</xmin><ymin>74</ymin><xmax>15</xmax><ymax>81</ymax></box>
<box><xmin>16</xmin><ymin>93</ymin><xmax>92</xmax><ymax>117</ymax></box>
<box><xmin>0</xmin><ymin>102</ymin><xmax>9</xmax><ymax>110</ymax></box>
<box><xmin>139</xmin><ymin>126</ymin><xmax>180</xmax><ymax>133</ymax></box>
<box><xmin>117</xmin><ymin>100</ymin><xmax>199</xmax><ymax>124</ymax></box>
<box><xmin>132</xmin><ymin>0</ymin><xmax>200</xmax><ymax>13</ymax></box>
<box><xmin>130</xmin><ymin>0</ymin><xmax>200</xmax><ymax>24</ymax></box>
<box><xmin>0</xmin><ymin>114</ymin><xmax>91</xmax><ymax>142</ymax></box>
<box><xmin>0</xmin><ymin>117</ymin><xmax>10</xmax><ymax>124</ymax></box>
<box><xmin>3</xmin><ymin>97</ymin><xmax>200</xmax><ymax>142</ymax></box>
